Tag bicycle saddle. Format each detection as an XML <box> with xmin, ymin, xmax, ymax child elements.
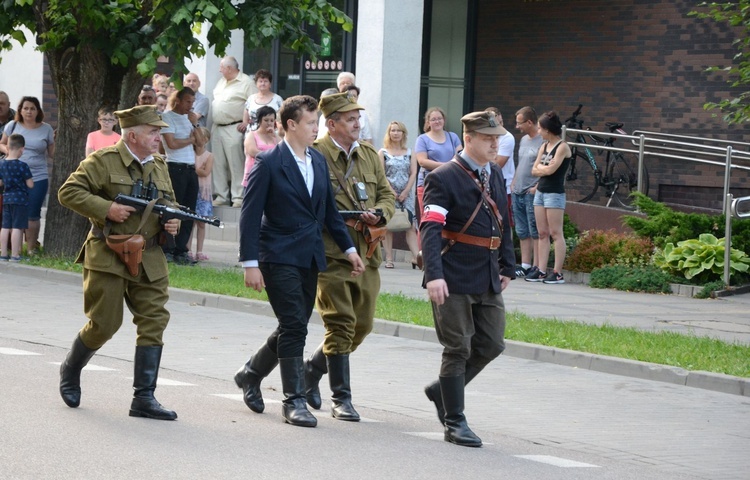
<box><xmin>606</xmin><ymin>122</ymin><xmax>624</xmax><ymax>132</ymax></box>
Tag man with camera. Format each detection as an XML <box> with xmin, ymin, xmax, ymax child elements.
<box><xmin>304</xmin><ymin>92</ymin><xmax>394</xmax><ymax>421</ymax></box>
<box><xmin>57</xmin><ymin>105</ymin><xmax>180</xmax><ymax>421</ymax></box>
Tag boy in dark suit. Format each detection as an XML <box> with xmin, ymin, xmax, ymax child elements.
<box><xmin>234</xmin><ymin>95</ymin><xmax>364</xmax><ymax>427</ymax></box>
<box><xmin>421</xmin><ymin>111</ymin><xmax>516</xmax><ymax>447</ymax></box>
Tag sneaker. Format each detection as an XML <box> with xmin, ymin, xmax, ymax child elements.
<box><xmin>9</xmin><ymin>256</ymin><xmax>25</xmax><ymax>263</ymax></box>
<box><xmin>543</xmin><ymin>271</ymin><xmax>565</xmax><ymax>284</ymax></box>
<box><xmin>515</xmin><ymin>265</ymin><xmax>529</xmax><ymax>277</ymax></box>
<box><xmin>525</xmin><ymin>267</ymin><xmax>546</xmax><ymax>282</ymax></box>
<box><xmin>164</xmin><ymin>252</ymin><xmax>175</xmax><ymax>263</ymax></box>
<box><xmin>0</xmin><ymin>256</ymin><xmax>9</xmax><ymax>261</ymax></box>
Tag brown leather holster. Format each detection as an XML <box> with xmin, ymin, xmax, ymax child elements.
<box><xmin>345</xmin><ymin>218</ymin><xmax>387</xmax><ymax>258</ymax></box>
<box><xmin>105</xmin><ymin>234</ymin><xmax>145</xmax><ymax>276</ymax></box>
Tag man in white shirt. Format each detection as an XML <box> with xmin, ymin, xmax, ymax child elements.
<box><xmin>211</xmin><ymin>56</ymin><xmax>254</xmax><ymax>207</ymax></box>
<box><xmin>184</xmin><ymin>72</ymin><xmax>209</xmax><ymax>127</ymax></box>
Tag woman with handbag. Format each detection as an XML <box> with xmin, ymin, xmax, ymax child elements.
<box><xmin>379</xmin><ymin>121</ymin><xmax>419</xmax><ymax>268</ymax></box>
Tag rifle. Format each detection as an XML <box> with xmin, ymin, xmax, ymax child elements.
<box><xmin>338</xmin><ymin>208</ymin><xmax>383</xmax><ymax>220</ymax></box>
<box><xmin>114</xmin><ymin>193</ymin><xmax>223</xmax><ymax>228</ymax></box>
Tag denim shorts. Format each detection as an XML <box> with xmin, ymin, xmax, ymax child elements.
<box><xmin>2</xmin><ymin>203</ymin><xmax>29</xmax><ymax>229</ymax></box>
<box><xmin>511</xmin><ymin>192</ymin><xmax>538</xmax><ymax>239</ymax></box>
<box><xmin>27</xmin><ymin>178</ymin><xmax>48</xmax><ymax>221</ymax></box>
<box><xmin>533</xmin><ymin>191</ymin><xmax>566</xmax><ymax>209</ymax></box>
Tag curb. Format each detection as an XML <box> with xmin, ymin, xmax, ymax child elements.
<box><xmin>1</xmin><ymin>262</ymin><xmax>747</xmax><ymax>398</ymax></box>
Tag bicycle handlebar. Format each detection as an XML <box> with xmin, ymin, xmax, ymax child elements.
<box><xmin>564</xmin><ymin>104</ymin><xmax>584</xmax><ymax>129</ymax></box>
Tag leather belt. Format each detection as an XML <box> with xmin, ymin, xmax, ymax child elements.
<box><xmin>344</xmin><ymin>218</ymin><xmax>365</xmax><ymax>233</ymax></box>
<box><xmin>442</xmin><ymin>230</ymin><xmax>501</xmax><ymax>250</ymax></box>
<box><xmin>167</xmin><ymin>162</ymin><xmax>195</xmax><ymax>170</ymax></box>
<box><xmin>90</xmin><ymin>227</ymin><xmax>160</xmax><ymax>249</ymax></box>
<box><xmin>216</xmin><ymin>120</ymin><xmax>241</xmax><ymax>127</ymax></box>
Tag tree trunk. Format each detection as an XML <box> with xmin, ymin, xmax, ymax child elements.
<box><xmin>43</xmin><ymin>46</ymin><xmax>139</xmax><ymax>256</ymax></box>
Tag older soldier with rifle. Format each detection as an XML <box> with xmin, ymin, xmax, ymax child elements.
<box><xmin>57</xmin><ymin>105</ymin><xmax>185</xmax><ymax>420</ymax></box>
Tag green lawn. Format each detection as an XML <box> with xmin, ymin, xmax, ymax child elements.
<box><xmin>25</xmin><ymin>256</ymin><xmax>750</xmax><ymax>378</ymax></box>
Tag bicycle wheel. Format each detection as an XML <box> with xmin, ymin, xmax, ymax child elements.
<box><xmin>607</xmin><ymin>152</ymin><xmax>649</xmax><ymax>210</ymax></box>
<box><xmin>565</xmin><ymin>151</ymin><xmax>599</xmax><ymax>203</ymax></box>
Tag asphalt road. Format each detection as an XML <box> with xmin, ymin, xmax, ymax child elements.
<box><xmin>2</xmin><ymin>269</ymin><xmax>748</xmax><ymax>479</ymax></box>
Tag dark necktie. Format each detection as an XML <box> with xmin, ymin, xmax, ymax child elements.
<box><xmin>479</xmin><ymin>168</ymin><xmax>489</xmax><ymax>194</ymax></box>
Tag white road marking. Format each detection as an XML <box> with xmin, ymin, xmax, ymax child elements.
<box><xmin>515</xmin><ymin>455</ymin><xmax>600</xmax><ymax>468</ymax></box>
<box><xmin>0</xmin><ymin>347</ymin><xmax>42</xmax><ymax>355</ymax></box>
<box><xmin>404</xmin><ymin>432</ymin><xmax>492</xmax><ymax>444</ymax></box>
<box><xmin>50</xmin><ymin>361</ymin><xmax>116</xmax><ymax>371</ymax></box>
<box><xmin>211</xmin><ymin>393</ymin><xmax>280</xmax><ymax>404</ymax></box>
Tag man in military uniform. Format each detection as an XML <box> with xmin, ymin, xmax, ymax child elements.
<box><xmin>57</xmin><ymin>105</ymin><xmax>180</xmax><ymax>421</ymax></box>
<box><xmin>421</xmin><ymin>111</ymin><xmax>515</xmax><ymax>447</ymax></box>
<box><xmin>304</xmin><ymin>93</ymin><xmax>395</xmax><ymax>421</ymax></box>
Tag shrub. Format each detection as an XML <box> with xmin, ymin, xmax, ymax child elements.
<box><xmin>653</xmin><ymin>233</ymin><xmax>750</xmax><ymax>284</ymax></box>
<box><xmin>565</xmin><ymin>229</ymin><xmax>654</xmax><ymax>273</ymax></box>
<box><xmin>624</xmin><ymin>192</ymin><xmax>750</xmax><ymax>253</ymax></box>
<box><xmin>589</xmin><ymin>265</ymin><xmax>673</xmax><ymax>294</ymax></box>
<box><xmin>694</xmin><ymin>280</ymin><xmax>727</xmax><ymax>299</ymax></box>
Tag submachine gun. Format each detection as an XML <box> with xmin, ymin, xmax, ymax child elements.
<box><xmin>114</xmin><ymin>193</ymin><xmax>223</xmax><ymax>229</ymax></box>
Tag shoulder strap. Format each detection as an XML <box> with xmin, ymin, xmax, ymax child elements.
<box><xmin>450</xmin><ymin>159</ymin><xmax>504</xmax><ymax>232</ymax></box>
<box><xmin>328</xmin><ymin>160</ymin><xmax>366</xmax><ymax>210</ymax></box>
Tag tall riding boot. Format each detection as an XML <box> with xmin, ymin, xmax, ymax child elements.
<box><xmin>440</xmin><ymin>375</ymin><xmax>482</xmax><ymax>447</ymax></box>
<box><xmin>328</xmin><ymin>354</ymin><xmax>360</xmax><ymax>422</ymax></box>
<box><xmin>279</xmin><ymin>357</ymin><xmax>317</xmax><ymax>427</ymax></box>
<box><xmin>234</xmin><ymin>343</ymin><xmax>279</xmax><ymax>413</ymax></box>
<box><xmin>59</xmin><ymin>335</ymin><xmax>98</xmax><ymax>408</ymax></box>
<box><xmin>129</xmin><ymin>346</ymin><xmax>177</xmax><ymax>420</ymax></box>
<box><xmin>304</xmin><ymin>343</ymin><xmax>327</xmax><ymax>410</ymax></box>
<box><xmin>424</xmin><ymin>363</ymin><xmax>482</xmax><ymax>425</ymax></box>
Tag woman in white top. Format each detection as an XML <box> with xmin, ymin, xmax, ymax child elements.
<box><xmin>242</xmin><ymin>69</ymin><xmax>283</xmax><ymax>128</ymax></box>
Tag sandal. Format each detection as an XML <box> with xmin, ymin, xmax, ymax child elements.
<box><xmin>196</xmin><ymin>252</ymin><xmax>210</xmax><ymax>261</ymax></box>
<box><xmin>384</xmin><ymin>261</ymin><xmax>394</xmax><ymax>269</ymax></box>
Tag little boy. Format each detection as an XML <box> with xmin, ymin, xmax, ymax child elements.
<box><xmin>0</xmin><ymin>133</ymin><xmax>34</xmax><ymax>262</ymax></box>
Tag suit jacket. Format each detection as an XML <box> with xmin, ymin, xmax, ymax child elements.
<box><xmin>421</xmin><ymin>155</ymin><xmax>516</xmax><ymax>295</ymax></box>
<box><xmin>239</xmin><ymin>141</ymin><xmax>354</xmax><ymax>270</ymax></box>
<box><xmin>58</xmin><ymin>140</ymin><xmax>174</xmax><ymax>282</ymax></box>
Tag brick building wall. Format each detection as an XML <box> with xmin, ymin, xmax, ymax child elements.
<box><xmin>474</xmin><ymin>0</ymin><xmax>750</xmax><ymax>211</ymax></box>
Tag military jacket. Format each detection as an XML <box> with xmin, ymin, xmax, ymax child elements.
<box><xmin>313</xmin><ymin>135</ymin><xmax>395</xmax><ymax>268</ymax></box>
<box><xmin>58</xmin><ymin>141</ymin><xmax>175</xmax><ymax>281</ymax></box>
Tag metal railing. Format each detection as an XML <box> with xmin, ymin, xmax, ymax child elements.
<box><xmin>632</xmin><ymin>130</ymin><xmax>750</xmax><ymax>212</ymax></box>
<box><xmin>561</xmin><ymin>126</ymin><xmax>648</xmax><ymax>201</ymax></box>
<box><xmin>563</xmin><ymin>126</ymin><xmax>750</xmax><ymax>287</ymax></box>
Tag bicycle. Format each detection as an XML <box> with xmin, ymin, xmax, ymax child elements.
<box><xmin>563</xmin><ymin>104</ymin><xmax>649</xmax><ymax>210</ymax></box>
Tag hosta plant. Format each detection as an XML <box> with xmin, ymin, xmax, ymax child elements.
<box><xmin>654</xmin><ymin>233</ymin><xmax>750</xmax><ymax>284</ymax></box>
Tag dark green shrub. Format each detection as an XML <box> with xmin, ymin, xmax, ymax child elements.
<box><xmin>624</xmin><ymin>192</ymin><xmax>750</xmax><ymax>253</ymax></box>
<box><xmin>589</xmin><ymin>265</ymin><xmax>673</xmax><ymax>294</ymax></box>
<box><xmin>565</xmin><ymin>229</ymin><xmax>653</xmax><ymax>273</ymax></box>
<box><xmin>694</xmin><ymin>280</ymin><xmax>727</xmax><ymax>299</ymax></box>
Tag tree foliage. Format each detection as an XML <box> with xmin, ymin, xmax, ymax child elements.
<box><xmin>691</xmin><ymin>1</ymin><xmax>750</xmax><ymax>125</ymax></box>
<box><xmin>0</xmin><ymin>0</ymin><xmax>351</xmax><ymax>255</ymax></box>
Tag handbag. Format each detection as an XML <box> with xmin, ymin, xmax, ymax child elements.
<box><xmin>387</xmin><ymin>204</ymin><xmax>411</xmax><ymax>232</ymax></box>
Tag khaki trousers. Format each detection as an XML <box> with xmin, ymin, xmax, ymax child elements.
<box><xmin>211</xmin><ymin>124</ymin><xmax>245</xmax><ymax>204</ymax></box>
<box><xmin>316</xmin><ymin>262</ymin><xmax>380</xmax><ymax>355</ymax></box>
<box><xmin>79</xmin><ymin>268</ymin><xmax>170</xmax><ymax>349</ymax></box>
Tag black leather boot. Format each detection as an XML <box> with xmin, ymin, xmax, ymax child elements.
<box><xmin>234</xmin><ymin>343</ymin><xmax>278</xmax><ymax>413</ymax></box>
<box><xmin>129</xmin><ymin>346</ymin><xmax>177</xmax><ymax>420</ymax></box>
<box><xmin>424</xmin><ymin>363</ymin><xmax>482</xmax><ymax>425</ymax></box>
<box><xmin>440</xmin><ymin>375</ymin><xmax>482</xmax><ymax>447</ymax></box>
<box><xmin>59</xmin><ymin>335</ymin><xmax>98</xmax><ymax>408</ymax></box>
<box><xmin>279</xmin><ymin>357</ymin><xmax>317</xmax><ymax>427</ymax></box>
<box><xmin>304</xmin><ymin>343</ymin><xmax>327</xmax><ymax>410</ymax></box>
<box><xmin>328</xmin><ymin>354</ymin><xmax>360</xmax><ymax>422</ymax></box>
